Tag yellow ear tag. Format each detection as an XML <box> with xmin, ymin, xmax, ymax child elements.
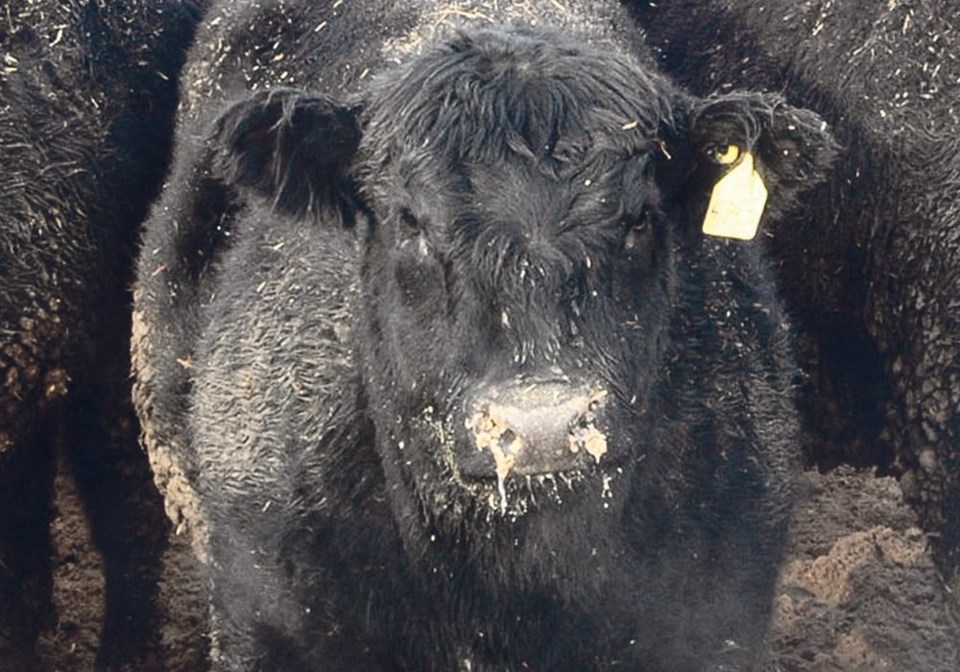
<box><xmin>702</xmin><ymin>152</ymin><xmax>768</xmax><ymax>241</ymax></box>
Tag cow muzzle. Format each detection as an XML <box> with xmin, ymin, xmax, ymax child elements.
<box><xmin>460</xmin><ymin>379</ymin><xmax>610</xmax><ymax>482</ymax></box>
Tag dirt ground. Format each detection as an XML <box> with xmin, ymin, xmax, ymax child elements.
<box><xmin>35</xmin><ymin>460</ymin><xmax>209</xmax><ymax>672</ymax></box>
<box><xmin>34</xmin><ymin>461</ymin><xmax>960</xmax><ymax>671</ymax></box>
<box><xmin>765</xmin><ymin>469</ymin><xmax>959</xmax><ymax>671</ymax></box>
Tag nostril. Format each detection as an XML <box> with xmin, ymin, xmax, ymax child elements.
<box><xmin>569</xmin><ymin>420</ymin><xmax>608</xmax><ymax>463</ymax></box>
<box><xmin>500</xmin><ymin>428</ymin><xmax>517</xmax><ymax>446</ymax></box>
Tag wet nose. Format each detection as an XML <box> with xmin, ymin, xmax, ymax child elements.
<box><xmin>460</xmin><ymin>380</ymin><xmax>609</xmax><ymax>479</ymax></box>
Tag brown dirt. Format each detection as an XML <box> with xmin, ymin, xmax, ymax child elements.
<box><xmin>765</xmin><ymin>468</ymin><xmax>960</xmax><ymax>671</ymax></box>
<box><xmin>34</xmin><ymin>462</ymin><xmax>960</xmax><ymax>671</ymax></box>
<box><xmin>36</xmin><ymin>457</ymin><xmax>208</xmax><ymax>672</ymax></box>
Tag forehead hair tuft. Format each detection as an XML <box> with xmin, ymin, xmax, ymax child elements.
<box><xmin>361</xmin><ymin>27</ymin><xmax>681</xmax><ymax>171</ymax></box>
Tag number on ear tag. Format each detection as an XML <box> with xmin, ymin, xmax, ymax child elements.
<box><xmin>702</xmin><ymin>152</ymin><xmax>768</xmax><ymax>241</ymax></box>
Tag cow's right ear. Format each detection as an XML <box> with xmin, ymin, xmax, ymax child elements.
<box><xmin>211</xmin><ymin>88</ymin><xmax>362</xmax><ymax>219</ymax></box>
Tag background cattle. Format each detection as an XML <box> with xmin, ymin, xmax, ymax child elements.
<box><xmin>629</xmin><ymin>0</ymin><xmax>960</xmax><ymax>603</ymax></box>
<box><xmin>133</xmin><ymin>1</ymin><xmax>835</xmax><ymax>669</ymax></box>
<box><xmin>0</xmin><ymin>1</ymin><xmax>205</xmax><ymax>669</ymax></box>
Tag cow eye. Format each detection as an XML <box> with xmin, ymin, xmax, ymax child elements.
<box><xmin>708</xmin><ymin>144</ymin><xmax>742</xmax><ymax>165</ymax></box>
<box><xmin>623</xmin><ymin>213</ymin><xmax>652</xmax><ymax>253</ymax></box>
<box><xmin>399</xmin><ymin>208</ymin><xmax>423</xmax><ymax>234</ymax></box>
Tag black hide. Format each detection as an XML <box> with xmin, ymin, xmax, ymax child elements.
<box><xmin>0</xmin><ymin>1</ymin><xmax>206</xmax><ymax>669</ymax></box>
<box><xmin>630</xmin><ymin>0</ymin><xmax>960</xmax><ymax>602</ymax></box>
<box><xmin>134</xmin><ymin>2</ymin><xmax>835</xmax><ymax>670</ymax></box>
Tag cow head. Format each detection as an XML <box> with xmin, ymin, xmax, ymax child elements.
<box><xmin>210</xmin><ymin>28</ymin><xmax>833</xmax><ymax>552</ymax></box>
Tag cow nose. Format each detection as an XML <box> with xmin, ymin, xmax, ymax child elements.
<box><xmin>460</xmin><ymin>380</ymin><xmax>609</xmax><ymax>479</ymax></box>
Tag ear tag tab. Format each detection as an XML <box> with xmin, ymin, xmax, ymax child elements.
<box><xmin>702</xmin><ymin>152</ymin><xmax>768</xmax><ymax>241</ymax></box>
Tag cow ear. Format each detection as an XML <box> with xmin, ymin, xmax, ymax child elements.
<box><xmin>666</xmin><ymin>92</ymin><xmax>836</xmax><ymax>240</ymax></box>
<box><xmin>211</xmin><ymin>88</ymin><xmax>362</xmax><ymax>219</ymax></box>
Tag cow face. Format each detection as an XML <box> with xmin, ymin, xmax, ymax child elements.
<box><xmin>210</xmin><ymin>27</ymin><xmax>834</xmax><ymax>545</ymax></box>
<box><xmin>352</xmin><ymin>30</ymin><xmax>682</xmax><ymax>532</ymax></box>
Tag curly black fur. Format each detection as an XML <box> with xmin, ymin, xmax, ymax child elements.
<box><xmin>630</xmin><ymin>0</ymin><xmax>960</xmax><ymax>603</ymax></box>
<box><xmin>135</xmin><ymin>2</ymin><xmax>836</xmax><ymax>669</ymax></box>
<box><xmin>0</xmin><ymin>1</ymin><xmax>206</xmax><ymax>669</ymax></box>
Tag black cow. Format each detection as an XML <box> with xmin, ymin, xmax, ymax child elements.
<box><xmin>0</xmin><ymin>1</ymin><xmax>205</xmax><ymax>669</ymax></box>
<box><xmin>133</xmin><ymin>1</ymin><xmax>835</xmax><ymax>669</ymax></box>
<box><xmin>629</xmin><ymin>0</ymin><xmax>960</xmax><ymax>603</ymax></box>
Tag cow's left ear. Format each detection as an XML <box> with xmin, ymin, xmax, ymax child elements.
<box><xmin>210</xmin><ymin>88</ymin><xmax>363</xmax><ymax>219</ymax></box>
<box><xmin>666</xmin><ymin>92</ymin><xmax>836</xmax><ymax>240</ymax></box>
